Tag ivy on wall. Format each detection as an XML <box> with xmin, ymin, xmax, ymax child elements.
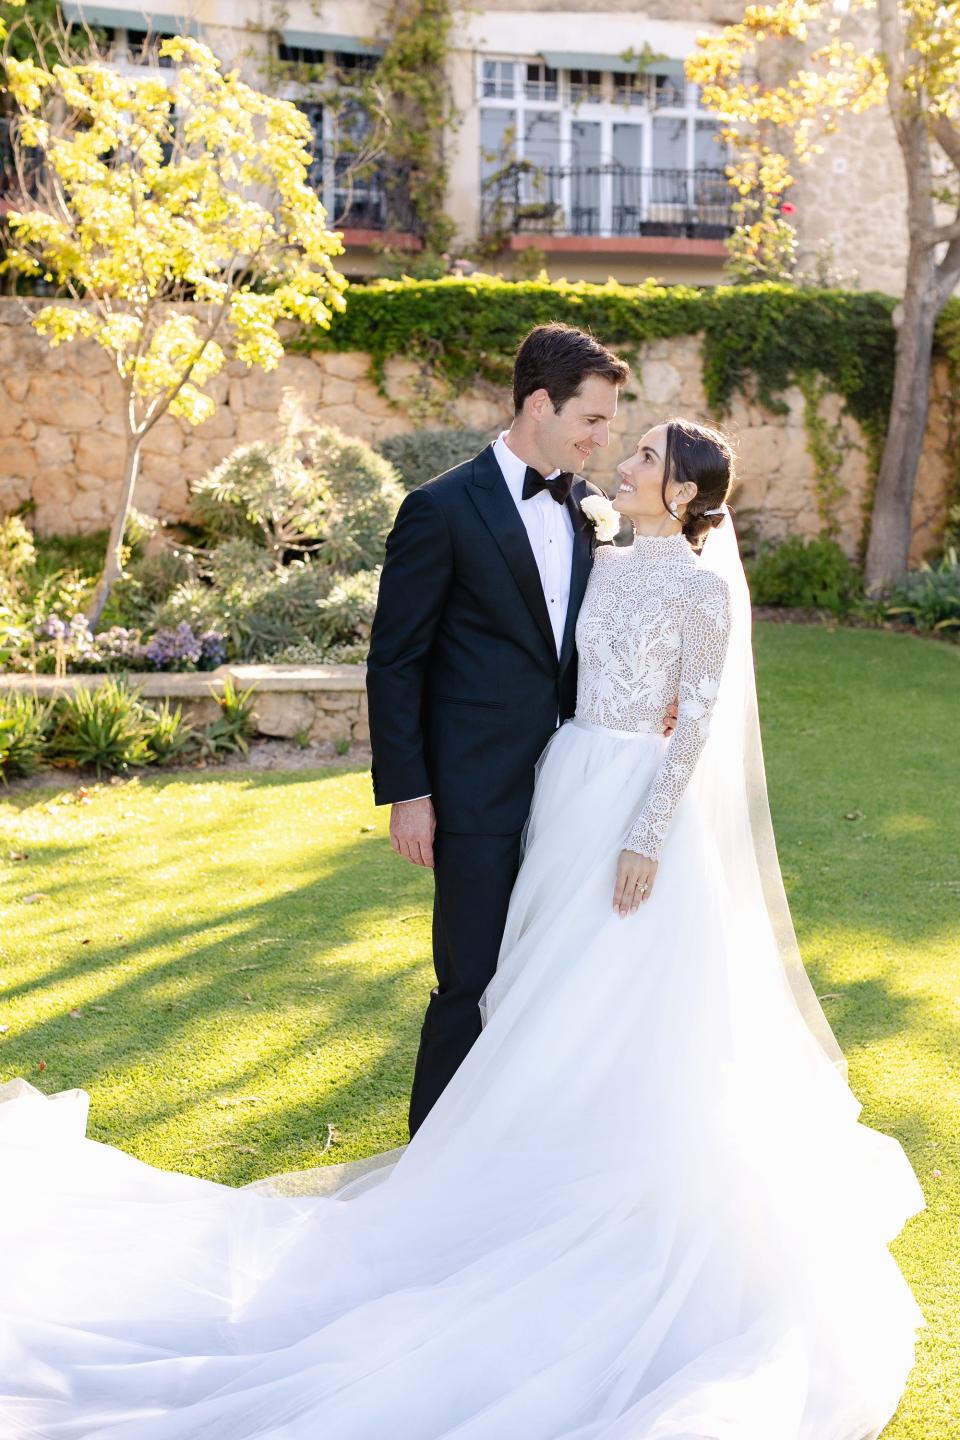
<box><xmin>302</xmin><ymin>276</ymin><xmax>904</xmax><ymax>432</ymax></box>
<box><xmin>299</xmin><ymin>276</ymin><xmax>960</xmax><ymax>548</ymax></box>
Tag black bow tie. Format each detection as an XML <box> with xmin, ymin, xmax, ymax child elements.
<box><xmin>522</xmin><ymin>466</ymin><xmax>574</xmax><ymax>506</ymax></box>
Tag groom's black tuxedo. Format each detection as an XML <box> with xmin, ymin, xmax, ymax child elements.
<box><xmin>367</xmin><ymin>443</ymin><xmax>602</xmax><ymax>1132</ymax></box>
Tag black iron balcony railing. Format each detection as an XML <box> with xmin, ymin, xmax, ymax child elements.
<box><xmin>481</xmin><ymin>163</ymin><xmax>734</xmax><ymax>242</ymax></box>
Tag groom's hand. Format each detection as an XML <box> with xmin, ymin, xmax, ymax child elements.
<box><xmin>390</xmin><ymin>797</ymin><xmax>436</xmax><ymax>869</ymax></box>
<box><xmin>663</xmin><ymin>700</ymin><xmax>678</xmax><ymax>738</ymax></box>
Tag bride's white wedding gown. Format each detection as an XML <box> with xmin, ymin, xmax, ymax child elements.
<box><xmin>1</xmin><ymin>530</ymin><xmax>924</xmax><ymax>1440</ymax></box>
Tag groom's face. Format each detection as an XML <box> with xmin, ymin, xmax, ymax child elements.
<box><xmin>540</xmin><ymin>375</ymin><xmax>619</xmax><ymax>475</ymax></box>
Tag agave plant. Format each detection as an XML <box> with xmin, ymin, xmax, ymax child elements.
<box><xmin>142</xmin><ymin>699</ymin><xmax>197</xmax><ymax>766</ymax></box>
<box><xmin>51</xmin><ymin>679</ymin><xmax>150</xmax><ymax>776</ymax></box>
<box><xmin>0</xmin><ymin>693</ymin><xmax>53</xmax><ymax>781</ymax></box>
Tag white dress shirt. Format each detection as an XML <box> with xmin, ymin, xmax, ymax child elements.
<box><xmin>397</xmin><ymin>434</ymin><xmax>575</xmax><ymax>805</ymax></box>
<box><xmin>492</xmin><ymin>431</ymin><xmax>574</xmax><ymax>657</ymax></box>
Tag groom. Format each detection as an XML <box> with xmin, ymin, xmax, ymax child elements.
<box><xmin>367</xmin><ymin>323</ymin><xmax>630</xmax><ymax>1135</ymax></box>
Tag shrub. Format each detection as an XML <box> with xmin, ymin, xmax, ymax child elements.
<box><xmin>0</xmin><ymin>693</ymin><xmax>53</xmax><ymax>780</ymax></box>
<box><xmin>312</xmin><ymin>569</ymin><xmax>380</xmax><ymax>649</ymax></box>
<box><xmin>111</xmin><ymin>547</ymin><xmax>196</xmax><ymax>627</ymax></box>
<box><xmin>0</xmin><ymin>515</ymin><xmax>37</xmax><ymax>585</ymax></box>
<box><xmin>152</xmin><ymin>540</ymin><xmax>366</xmax><ymax>661</ymax></box>
<box><xmin>190</xmin><ymin>440</ymin><xmax>322</xmax><ymax>556</ymax></box>
<box><xmin>377</xmin><ymin>427</ymin><xmax>491</xmax><ymax>489</ymax></box>
<box><xmin>748</xmin><ymin>536</ymin><xmax>863</xmax><ymax>616</ymax></box>
<box><xmin>886</xmin><ymin>550</ymin><xmax>960</xmax><ymax>632</ymax></box>
<box><xmin>190</xmin><ymin>423</ymin><xmax>404</xmax><ymax>574</ymax></box>
<box><xmin>297</xmin><ymin>425</ymin><xmax>404</xmax><ymax>573</ymax></box>
<box><xmin>50</xmin><ymin>679</ymin><xmax>150</xmax><ymax>776</ymax></box>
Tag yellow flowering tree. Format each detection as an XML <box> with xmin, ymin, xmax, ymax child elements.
<box><xmin>690</xmin><ymin>0</ymin><xmax>960</xmax><ymax>592</ymax></box>
<box><xmin>1</xmin><ymin>33</ymin><xmax>347</xmax><ymax>623</ymax></box>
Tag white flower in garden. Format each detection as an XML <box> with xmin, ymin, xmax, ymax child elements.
<box><xmin>580</xmin><ymin>494</ymin><xmax>619</xmax><ymax>543</ymax></box>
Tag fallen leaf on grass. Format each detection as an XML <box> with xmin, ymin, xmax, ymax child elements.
<box><xmin>842</xmin><ymin>809</ymin><xmax>864</xmax><ymax>822</ymax></box>
<box><xmin>242</xmin><ymin>993</ymin><xmax>254</xmax><ymax>1003</ymax></box>
<box><xmin>8</xmin><ymin>851</ymin><xmax>28</xmax><ymax>862</ymax></box>
<box><xmin>37</xmin><ymin>1060</ymin><xmax>46</xmax><ymax>1072</ymax></box>
<box><xmin>68</xmin><ymin>1009</ymin><xmax>83</xmax><ymax>1020</ymax></box>
<box><xmin>321</xmin><ymin>1123</ymin><xmax>340</xmax><ymax>1155</ymax></box>
<box><xmin>81</xmin><ymin>938</ymin><xmax>91</xmax><ymax>945</ymax></box>
<box><xmin>21</xmin><ymin>893</ymin><xmax>49</xmax><ymax>905</ymax></box>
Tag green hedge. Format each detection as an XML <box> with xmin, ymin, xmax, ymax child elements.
<box><xmin>301</xmin><ymin>277</ymin><xmax>960</xmax><ymax>438</ymax></box>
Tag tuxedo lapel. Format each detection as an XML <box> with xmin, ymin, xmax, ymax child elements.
<box><xmin>467</xmin><ymin>447</ymin><xmax>557</xmax><ymax>660</ymax></box>
<box><xmin>559</xmin><ymin>478</ymin><xmax>595</xmax><ymax>673</ymax></box>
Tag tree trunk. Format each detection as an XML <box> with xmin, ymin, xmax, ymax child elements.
<box><xmin>86</xmin><ymin>430</ymin><xmax>143</xmax><ymax>629</ymax></box>
<box><xmin>863</xmin><ymin>241</ymin><xmax>940</xmax><ymax>595</ymax></box>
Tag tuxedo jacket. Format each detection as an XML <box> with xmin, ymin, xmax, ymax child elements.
<box><xmin>366</xmin><ymin>443</ymin><xmax>602</xmax><ymax>834</ymax></box>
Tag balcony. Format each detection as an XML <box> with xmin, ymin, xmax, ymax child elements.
<box><xmin>480</xmin><ymin>163</ymin><xmax>734</xmax><ymax>254</ymax></box>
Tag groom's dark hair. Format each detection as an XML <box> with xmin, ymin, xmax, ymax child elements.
<box><xmin>513</xmin><ymin>323</ymin><xmax>629</xmax><ymax>415</ymax></box>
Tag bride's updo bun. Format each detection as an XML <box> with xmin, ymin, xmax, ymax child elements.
<box><xmin>661</xmin><ymin>418</ymin><xmax>734</xmax><ymax>550</ymax></box>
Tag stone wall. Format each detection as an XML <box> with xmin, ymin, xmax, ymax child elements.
<box><xmin>0</xmin><ymin>664</ymin><xmax>371</xmax><ymax>747</ymax></box>
<box><xmin>0</xmin><ymin>299</ymin><xmax>953</xmax><ymax>562</ymax></box>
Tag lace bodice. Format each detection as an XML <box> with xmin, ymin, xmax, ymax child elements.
<box><xmin>575</xmin><ymin>530</ymin><xmax>732</xmax><ymax>861</ymax></box>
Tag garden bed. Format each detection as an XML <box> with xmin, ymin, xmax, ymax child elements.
<box><xmin>0</xmin><ymin>664</ymin><xmax>369</xmax><ymax>748</ymax></box>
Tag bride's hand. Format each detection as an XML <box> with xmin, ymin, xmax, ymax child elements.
<box><xmin>613</xmin><ymin>850</ymin><xmax>658</xmax><ymax>917</ymax></box>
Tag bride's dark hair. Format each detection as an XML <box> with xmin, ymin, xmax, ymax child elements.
<box><xmin>660</xmin><ymin>418</ymin><xmax>734</xmax><ymax>550</ymax></box>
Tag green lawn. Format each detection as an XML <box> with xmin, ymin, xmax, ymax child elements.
<box><xmin>1</xmin><ymin>622</ymin><xmax>958</xmax><ymax>1438</ymax></box>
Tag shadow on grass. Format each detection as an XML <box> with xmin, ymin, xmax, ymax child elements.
<box><xmin>2</xmin><ymin>823</ymin><xmax>435</xmax><ymax>1177</ymax></box>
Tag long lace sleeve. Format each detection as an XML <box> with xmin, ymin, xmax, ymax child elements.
<box><xmin>624</xmin><ymin>571</ymin><xmax>732</xmax><ymax>861</ymax></box>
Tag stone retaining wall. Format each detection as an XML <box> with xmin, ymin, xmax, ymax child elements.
<box><xmin>0</xmin><ymin>664</ymin><xmax>371</xmax><ymax>747</ymax></box>
<box><xmin>0</xmin><ymin>299</ymin><xmax>953</xmax><ymax>562</ymax></box>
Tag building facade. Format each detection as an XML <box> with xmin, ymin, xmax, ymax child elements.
<box><xmin>43</xmin><ymin>0</ymin><xmax>921</xmax><ymax>294</ymax></box>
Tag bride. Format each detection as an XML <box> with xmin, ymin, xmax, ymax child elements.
<box><xmin>1</xmin><ymin>419</ymin><xmax>924</xmax><ymax>1440</ymax></box>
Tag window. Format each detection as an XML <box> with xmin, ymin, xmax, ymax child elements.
<box><xmin>278</xmin><ymin>43</ymin><xmax>327</xmax><ymax>65</ymax></box>
<box><xmin>333</xmin><ymin>52</ymin><xmax>378</xmax><ymax>83</ymax></box>
<box><xmin>299</xmin><ymin>97</ymin><xmax>386</xmax><ymax>228</ymax></box>
<box><xmin>568</xmin><ymin>68</ymin><xmax>602</xmax><ymax>103</ymax></box>
<box><xmin>524</xmin><ymin>62</ymin><xmax>558</xmax><ymax>102</ymax></box>
<box><xmin>477</xmin><ymin>54</ymin><xmax>725</xmax><ymax>239</ymax></box>
<box><xmin>612</xmin><ymin>71</ymin><xmax>647</xmax><ymax>107</ymax></box>
<box><xmin>652</xmin><ymin>116</ymin><xmax>687</xmax><ymax>171</ymax></box>
<box><xmin>651</xmin><ymin>71</ymin><xmax>687</xmax><ymax>109</ymax></box>
<box><xmin>126</xmin><ymin>29</ymin><xmax>176</xmax><ymax>66</ymax></box>
<box><xmin>480</xmin><ymin>108</ymin><xmax>517</xmax><ymax>181</ymax></box>
<box><xmin>694</xmin><ymin>118</ymin><xmax>724</xmax><ymax>168</ymax></box>
<box><xmin>481</xmin><ymin>60</ymin><xmax>515</xmax><ymax>98</ymax></box>
<box><xmin>523</xmin><ymin>110</ymin><xmax>561</xmax><ymax>170</ymax></box>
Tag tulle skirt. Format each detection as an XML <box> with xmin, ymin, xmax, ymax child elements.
<box><xmin>0</xmin><ymin>718</ymin><xmax>924</xmax><ymax>1439</ymax></box>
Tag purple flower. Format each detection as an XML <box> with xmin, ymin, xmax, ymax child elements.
<box><xmin>199</xmin><ymin>630</ymin><xmax>227</xmax><ymax>669</ymax></box>
<box><xmin>143</xmin><ymin>622</ymin><xmax>203</xmax><ymax>670</ymax></box>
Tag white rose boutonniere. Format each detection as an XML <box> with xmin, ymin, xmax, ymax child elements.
<box><xmin>580</xmin><ymin>494</ymin><xmax>620</xmax><ymax>544</ymax></box>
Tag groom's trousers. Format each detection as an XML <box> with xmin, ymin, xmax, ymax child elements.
<box><xmin>408</xmin><ymin>829</ymin><xmax>523</xmax><ymax>1137</ymax></box>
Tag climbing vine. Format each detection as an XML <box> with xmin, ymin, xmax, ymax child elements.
<box><xmin>300</xmin><ymin>276</ymin><xmax>901</xmax><ymax>432</ymax></box>
<box><xmin>254</xmin><ymin>0</ymin><xmax>455</xmax><ymax>250</ymax></box>
<box><xmin>375</xmin><ymin>0</ymin><xmax>457</xmax><ymax>252</ymax></box>
<box><xmin>798</xmin><ymin>372</ymin><xmax>850</xmax><ymax>539</ymax></box>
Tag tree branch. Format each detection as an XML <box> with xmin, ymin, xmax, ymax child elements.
<box><xmin>932</xmin><ymin>114</ymin><xmax>960</xmax><ymax>174</ymax></box>
<box><xmin>928</xmin><ymin>215</ymin><xmax>960</xmax><ymax>246</ymax></box>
